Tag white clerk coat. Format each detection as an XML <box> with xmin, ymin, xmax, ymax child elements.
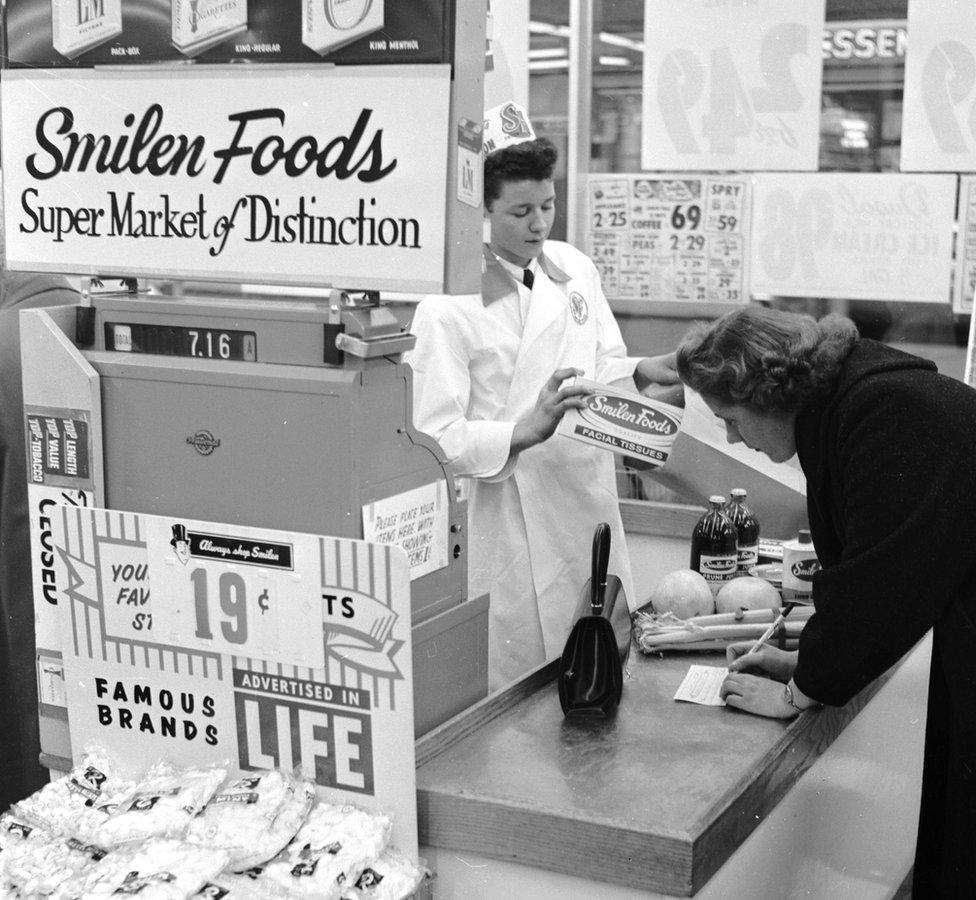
<box><xmin>408</xmin><ymin>242</ymin><xmax>641</xmax><ymax>690</ymax></box>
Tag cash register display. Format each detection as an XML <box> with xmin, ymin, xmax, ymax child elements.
<box><xmin>105</xmin><ymin>322</ymin><xmax>257</xmax><ymax>361</ymax></box>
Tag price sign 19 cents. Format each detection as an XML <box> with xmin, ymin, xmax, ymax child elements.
<box><xmin>641</xmin><ymin>0</ymin><xmax>825</xmax><ymax>172</ymax></box>
<box><xmin>147</xmin><ymin>518</ymin><xmax>326</xmax><ymax>668</ymax></box>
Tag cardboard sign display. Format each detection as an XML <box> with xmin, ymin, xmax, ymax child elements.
<box><xmin>586</xmin><ymin>174</ymin><xmax>751</xmax><ymax>303</ymax></box>
<box><xmin>749</xmin><ymin>172</ymin><xmax>957</xmax><ymax>303</ymax></box>
<box><xmin>901</xmin><ymin>0</ymin><xmax>976</xmax><ymax>172</ymax></box>
<box><xmin>641</xmin><ymin>0</ymin><xmax>825</xmax><ymax>172</ymax></box>
<box><xmin>50</xmin><ymin>506</ymin><xmax>417</xmax><ymax>855</ymax></box>
<box><xmin>954</xmin><ymin>176</ymin><xmax>976</xmax><ymax>316</ymax></box>
<box><xmin>1</xmin><ymin>67</ymin><xmax>450</xmax><ymax>291</ymax></box>
<box><xmin>29</xmin><ymin>483</ymin><xmax>94</xmax><ymax>658</ymax></box>
<box><xmin>362</xmin><ymin>481</ymin><xmax>449</xmax><ymax>581</ymax></box>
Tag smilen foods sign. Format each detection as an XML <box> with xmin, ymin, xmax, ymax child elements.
<box><xmin>0</xmin><ymin>67</ymin><xmax>450</xmax><ymax>291</ymax></box>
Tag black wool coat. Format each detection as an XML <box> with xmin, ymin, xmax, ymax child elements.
<box><xmin>792</xmin><ymin>339</ymin><xmax>976</xmax><ymax>898</ymax></box>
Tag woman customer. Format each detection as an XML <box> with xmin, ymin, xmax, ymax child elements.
<box><xmin>675</xmin><ymin>304</ymin><xmax>976</xmax><ymax>897</ymax></box>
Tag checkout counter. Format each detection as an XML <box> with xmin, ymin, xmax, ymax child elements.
<box><xmin>411</xmin><ymin>504</ymin><xmax>928</xmax><ymax>899</ymax></box>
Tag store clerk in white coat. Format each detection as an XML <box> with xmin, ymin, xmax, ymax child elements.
<box><xmin>408</xmin><ymin>103</ymin><xmax>681</xmax><ymax>690</ymax></box>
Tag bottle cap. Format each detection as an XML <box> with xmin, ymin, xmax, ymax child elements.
<box><xmin>798</xmin><ymin>529</ymin><xmax>812</xmax><ymax>544</ymax></box>
<box><xmin>708</xmin><ymin>495</ymin><xmax>726</xmax><ymax>506</ymax></box>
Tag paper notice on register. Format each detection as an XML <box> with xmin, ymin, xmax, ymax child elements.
<box><xmin>674</xmin><ymin>665</ymin><xmax>728</xmax><ymax>706</ymax></box>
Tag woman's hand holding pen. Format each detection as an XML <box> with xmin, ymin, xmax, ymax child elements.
<box><xmin>726</xmin><ymin>643</ymin><xmax>797</xmax><ymax>682</ymax></box>
<box><xmin>511</xmin><ymin>367</ymin><xmax>590</xmax><ymax>453</ymax></box>
<box><xmin>721</xmin><ymin>644</ymin><xmax>801</xmax><ymax>719</ymax></box>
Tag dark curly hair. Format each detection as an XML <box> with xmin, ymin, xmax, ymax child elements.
<box><xmin>676</xmin><ymin>305</ymin><xmax>860</xmax><ymax>412</ymax></box>
<box><xmin>484</xmin><ymin>138</ymin><xmax>558</xmax><ymax>208</ymax></box>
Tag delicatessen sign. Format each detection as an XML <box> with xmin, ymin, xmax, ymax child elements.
<box><xmin>0</xmin><ymin>67</ymin><xmax>450</xmax><ymax>290</ymax></box>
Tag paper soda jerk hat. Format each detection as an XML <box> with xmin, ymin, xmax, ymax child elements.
<box><xmin>483</xmin><ymin>101</ymin><xmax>537</xmax><ymax>156</ymax></box>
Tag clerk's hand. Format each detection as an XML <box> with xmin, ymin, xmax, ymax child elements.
<box><xmin>720</xmin><ymin>672</ymin><xmax>797</xmax><ymax>719</ymax></box>
<box><xmin>634</xmin><ymin>353</ymin><xmax>684</xmax><ymax>407</ymax></box>
<box><xmin>511</xmin><ymin>368</ymin><xmax>590</xmax><ymax>453</ymax></box>
<box><xmin>726</xmin><ymin>643</ymin><xmax>797</xmax><ymax>684</ymax></box>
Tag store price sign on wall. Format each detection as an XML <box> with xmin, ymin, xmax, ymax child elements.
<box><xmin>954</xmin><ymin>176</ymin><xmax>976</xmax><ymax>316</ymax></box>
<box><xmin>586</xmin><ymin>174</ymin><xmax>751</xmax><ymax>303</ymax></box>
<box><xmin>0</xmin><ymin>67</ymin><xmax>449</xmax><ymax>292</ymax></box>
<box><xmin>901</xmin><ymin>0</ymin><xmax>976</xmax><ymax>172</ymax></box>
<box><xmin>50</xmin><ymin>506</ymin><xmax>417</xmax><ymax>855</ymax></box>
<box><xmin>749</xmin><ymin>173</ymin><xmax>957</xmax><ymax>303</ymax></box>
<box><xmin>641</xmin><ymin>0</ymin><xmax>825</xmax><ymax>172</ymax></box>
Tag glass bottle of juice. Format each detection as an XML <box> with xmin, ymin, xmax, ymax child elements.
<box><xmin>690</xmin><ymin>495</ymin><xmax>738</xmax><ymax>595</ymax></box>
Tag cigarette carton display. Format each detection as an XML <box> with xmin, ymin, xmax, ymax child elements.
<box><xmin>303</xmin><ymin>0</ymin><xmax>384</xmax><ymax>57</ymax></box>
<box><xmin>556</xmin><ymin>378</ymin><xmax>683</xmax><ymax>468</ymax></box>
<box><xmin>172</xmin><ymin>0</ymin><xmax>248</xmax><ymax>57</ymax></box>
<box><xmin>51</xmin><ymin>0</ymin><xmax>122</xmax><ymax>59</ymax></box>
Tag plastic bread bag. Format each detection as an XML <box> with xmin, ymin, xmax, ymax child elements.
<box><xmin>92</xmin><ymin>761</ymin><xmax>227</xmax><ymax>848</ymax></box>
<box><xmin>0</xmin><ymin>810</ymin><xmax>52</xmax><ymax>852</ymax></box>
<box><xmin>49</xmin><ymin>837</ymin><xmax>230</xmax><ymax>900</ymax></box>
<box><xmin>262</xmin><ymin>802</ymin><xmax>392</xmax><ymax>900</ymax></box>
<box><xmin>340</xmin><ymin>847</ymin><xmax>429</xmax><ymax>900</ymax></box>
<box><xmin>0</xmin><ymin>811</ymin><xmax>56</xmax><ymax>895</ymax></box>
<box><xmin>185</xmin><ymin>769</ymin><xmax>315</xmax><ymax>871</ymax></box>
<box><xmin>1</xmin><ymin>833</ymin><xmax>109</xmax><ymax>898</ymax></box>
<box><xmin>13</xmin><ymin>747</ymin><xmax>137</xmax><ymax>841</ymax></box>
<box><xmin>191</xmin><ymin>872</ymin><xmax>296</xmax><ymax>899</ymax></box>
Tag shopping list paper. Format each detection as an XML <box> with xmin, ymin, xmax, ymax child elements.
<box><xmin>674</xmin><ymin>665</ymin><xmax>729</xmax><ymax>706</ymax></box>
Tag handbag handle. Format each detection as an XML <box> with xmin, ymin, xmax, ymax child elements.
<box><xmin>591</xmin><ymin>522</ymin><xmax>611</xmax><ymax>614</ymax></box>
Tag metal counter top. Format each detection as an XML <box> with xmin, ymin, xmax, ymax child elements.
<box><xmin>415</xmin><ymin>647</ymin><xmax>891</xmax><ymax>896</ymax></box>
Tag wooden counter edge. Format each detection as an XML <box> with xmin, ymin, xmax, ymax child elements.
<box><xmin>689</xmin><ymin>660</ymin><xmax>898</xmax><ymax>892</ymax></box>
<box><xmin>417</xmin><ymin>790</ymin><xmax>696</xmax><ymax>897</ymax></box>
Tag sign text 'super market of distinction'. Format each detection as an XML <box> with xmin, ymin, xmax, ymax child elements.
<box><xmin>19</xmin><ymin>191</ymin><xmax>420</xmax><ymax>257</ymax></box>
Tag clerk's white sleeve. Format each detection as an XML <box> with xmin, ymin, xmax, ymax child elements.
<box><xmin>587</xmin><ymin>257</ymin><xmax>641</xmax><ymax>385</ymax></box>
<box><xmin>407</xmin><ymin>296</ymin><xmax>517</xmax><ymax>481</ymax></box>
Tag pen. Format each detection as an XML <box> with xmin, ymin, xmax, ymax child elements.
<box><xmin>745</xmin><ymin>604</ymin><xmax>793</xmax><ymax>655</ymax></box>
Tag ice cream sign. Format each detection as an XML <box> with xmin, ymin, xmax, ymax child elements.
<box><xmin>557</xmin><ymin>379</ymin><xmax>683</xmax><ymax>467</ymax></box>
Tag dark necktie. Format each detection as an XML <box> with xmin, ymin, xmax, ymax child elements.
<box><xmin>522</xmin><ymin>268</ymin><xmax>534</xmax><ymax>289</ymax></box>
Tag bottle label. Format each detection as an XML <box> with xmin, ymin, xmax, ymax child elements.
<box><xmin>789</xmin><ymin>558</ymin><xmax>821</xmax><ymax>582</ymax></box>
<box><xmin>698</xmin><ymin>554</ymin><xmax>737</xmax><ymax>591</ymax></box>
<box><xmin>736</xmin><ymin>545</ymin><xmax>759</xmax><ymax>573</ymax></box>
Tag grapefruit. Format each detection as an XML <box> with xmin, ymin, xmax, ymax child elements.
<box><xmin>715</xmin><ymin>576</ymin><xmax>782</xmax><ymax>614</ymax></box>
<box><xmin>648</xmin><ymin>569</ymin><xmax>715</xmax><ymax>619</ymax></box>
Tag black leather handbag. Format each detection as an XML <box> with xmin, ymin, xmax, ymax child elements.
<box><xmin>557</xmin><ymin>523</ymin><xmax>632</xmax><ymax>718</ymax></box>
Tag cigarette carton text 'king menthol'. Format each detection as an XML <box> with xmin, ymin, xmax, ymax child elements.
<box><xmin>303</xmin><ymin>0</ymin><xmax>385</xmax><ymax>56</ymax></box>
